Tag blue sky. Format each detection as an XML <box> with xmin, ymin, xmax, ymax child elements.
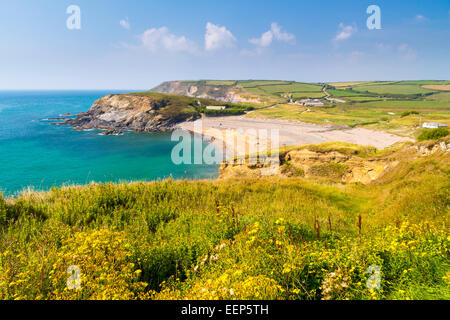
<box><xmin>0</xmin><ymin>0</ymin><xmax>449</xmax><ymax>89</ymax></box>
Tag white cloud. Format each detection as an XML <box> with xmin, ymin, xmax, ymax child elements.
<box><xmin>250</xmin><ymin>30</ymin><xmax>273</xmax><ymax>47</ymax></box>
<box><xmin>350</xmin><ymin>51</ymin><xmax>364</xmax><ymax>58</ymax></box>
<box><xmin>398</xmin><ymin>43</ymin><xmax>416</xmax><ymax>60</ymax></box>
<box><xmin>120</xmin><ymin>18</ymin><xmax>130</xmax><ymax>30</ymax></box>
<box><xmin>334</xmin><ymin>23</ymin><xmax>357</xmax><ymax>41</ymax></box>
<box><xmin>240</xmin><ymin>47</ymin><xmax>264</xmax><ymax>57</ymax></box>
<box><xmin>249</xmin><ymin>23</ymin><xmax>295</xmax><ymax>47</ymax></box>
<box><xmin>415</xmin><ymin>14</ymin><xmax>427</xmax><ymax>22</ymax></box>
<box><xmin>139</xmin><ymin>27</ymin><xmax>197</xmax><ymax>54</ymax></box>
<box><xmin>376</xmin><ymin>42</ymin><xmax>391</xmax><ymax>51</ymax></box>
<box><xmin>205</xmin><ymin>22</ymin><xmax>236</xmax><ymax>51</ymax></box>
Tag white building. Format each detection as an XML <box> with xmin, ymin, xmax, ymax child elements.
<box><xmin>206</xmin><ymin>106</ymin><xmax>226</xmax><ymax>110</ymax></box>
<box><xmin>422</xmin><ymin>122</ymin><xmax>448</xmax><ymax>129</ymax></box>
<box><xmin>296</xmin><ymin>99</ymin><xmax>324</xmax><ymax>107</ymax></box>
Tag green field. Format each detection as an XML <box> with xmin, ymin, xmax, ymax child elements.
<box><xmin>241</xmin><ymin>81</ymin><xmax>324</xmax><ymax>100</ymax></box>
<box><xmin>426</xmin><ymin>92</ymin><xmax>450</xmax><ymax>102</ymax></box>
<box><xmin>343</xmin><ymin>96</ymin><xmax>385</xmax><ymax>102</ymax></box>
<box><xmin>238</xmin><ymin>80</ymin><xmax>292</xmax><ymax>88</ymax></box>
<box><xmin>359</xmin><ymin>100</ymin><xmax>450</xmax><ymax>110</ymax></box>
<box><xmin>247</xmin><ymin>104</ymin><xmax>399</xmax><ymax>128</ymax></box>
<box><xmin>326</xmin><ymin>89</ymin><xmax>369</xmax><ymax>97</ymax></box>
<box><xmin>292</xmin><ymin>92</ymin><xmax>325</xmax><ymax>99</ymax></box>
<box><xmin>247</xmin><ymin>99</ymin><xmax>450</xmax><ymax>133</ymax></box>
<box><xmin>351</xmin><ymin>84</ymin><xmax>433</xmax><ymax>95</ymax></box>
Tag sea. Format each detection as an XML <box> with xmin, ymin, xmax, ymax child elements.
<box><xmin>0</xmin><ymin>90</ymin><xmax>219</xmax><ymax>196</ymax></box>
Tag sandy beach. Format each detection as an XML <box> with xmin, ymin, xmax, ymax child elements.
<box><xmin>176</xmin><ymin>115</ymin><xmax>411</xmax><ymax>157</ymax></box>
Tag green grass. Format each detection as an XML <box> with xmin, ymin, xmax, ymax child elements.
<box><xmin>292</xmin><ymin>92</ymin><xmax>325</xmax><ymax>99</ymax></box>
<box><xmin>244</xmin><ymin>86</ymin><xmax>274</xmax><ymax>96</ymax></box>
<box><xmin>238</xmin><ymin>80</ymin><xmax>291</xmax><ymax>88</ymax></box>
<box><xmin>204</xmin><ymin>80</ymin><xmax>237</xmax><ymax>86</ymax></box>
<box><xmin>426</xmin><ymin>92</ymin><xmax>450</xmax><ymax>102</ymax></box>
<box><xmin>246</xmin><ymin>104</ymin><xmax>394</xmax><ymax>127</ymax></box>
<box><xmin>129</xmin><ymin>92</ymin><xmax>254</xmax><ymax>118</ymax></box>
<box><xmin>246</xmin><ymin>99</ymin><xmax>450</xmax><ymax>134</ymax></box>
<box><xmin>260</xmin><ymin>83</ymin><xmax>323</xmax><ymax>94</ymax></box>
<box><xmin>327</xmin><ymin>89</ymin><xmax>368</xmax><ymax>97</ymax></box>
<box><xmin>398</xmin><ymin>80</ymin><xmax>450</xmax><ymax>85</ymax></box>
<box><xmin>359</xmin><ymin>100</ymin><xmax>450</xmax><ymax>110</ymax></box>
<box><xmin>236</xmin><ymin>81</ymin><xmax>449</xmax><ymax>135</ymax></box>
<box><xmin>417</xmin><ymin>127</ymin><xmax>449</xmax><ymax>141</ymax></box>
<box><xmin>344</xmin><ymin>96</ymin><xmax>385</xmax><ymax>102</ymax></box>
<box><xmin>351</xmin><ymin>83</ymin><xmax>434</xmax><ymax>95</ymax></box>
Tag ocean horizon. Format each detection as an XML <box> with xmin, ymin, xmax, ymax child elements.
<box><xmin>0</xmin><ymin>90</ymin><xmax>219</xmax><ymax>196</ymax></box>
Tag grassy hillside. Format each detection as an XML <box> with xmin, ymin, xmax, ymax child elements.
<box><xmin>130</xmin><ymin>91</ymin><xmax>253</xmax><ymax>117</ymax></box>
<box><xmin>0</xmin><ymin>139</ymin><xmax>448</xmax><ymax>300</ymax></box>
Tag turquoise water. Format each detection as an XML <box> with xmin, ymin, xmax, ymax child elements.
<box><xmin>0</xmin><ymin>91</ymin><xmax>219</xmax><ymax>196</ymax></box>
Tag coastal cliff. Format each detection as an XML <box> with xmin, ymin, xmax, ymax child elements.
<box><xmin>63</xmin><ymin>92</ymin><xmax>202</xmax><ymax>132</ymax></box>
<box><xmin>218</xmin><ymin>140</ymin><xmax>450</xmax><ymax>184</ymax></box>
<box><xmin>219</xmin><ymin>138</ymin><xmax>450</xmax><ymax>185</ymax></box>
<box><xmin>218</xmin><ymin>147</ymin><xmax>395</xmax><ymax>184</ymax></box>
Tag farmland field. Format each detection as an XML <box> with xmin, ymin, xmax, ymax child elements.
<box><xmin>247</xmin><ymin>96</ymin><xmax>450</xmax><ymax>134</ymax></box>
<box><xmin>351</xmin><ymin>84</ymin><xmax>434</xmax><ymax>95</ymax></box>
<box><xmin>238</xmin><ymin>80</ymin><xmax>292</xmax><ymax>88</ymax></box>
<box><xmin>359</xmin><ymin>100</ymin><xmax>450</xmax><ymax>110</ymax></box>
<box><xmin>292</xmin><ymin>92</ymin><xmax>325</xmax><ymax>99</ymax></box>
<box><xmin>426</xmin><ymin>92</ymin><xmax>450</xmax><ymax>101</ymax></box>
<box><xmin>328</xmin><ymin>82</ymin><xmax>368</xmax><ymax>87</ymax></box>
<box><xmin>343</xmin><ymin>96</ymin><xmax>385</xmax><ymax>102</ymax></box>
<box><xmin>247</xmin><ymin>103</ymin><xmax>399</xmax><ymax>127</ymax></box>
<box><xmin>236</xmin><ymin>81</ymin><xmax>325</xmax><ymax>100</ymax></box>
<box><xmin>205</xmin><ymin>80</ymin><xmax>237</xmax><ymax>86</ymax></box>
<box><xmin>422</xmin><ymin>84</ymin><xmax>450</xmax><ymax>91</ymax></box>
<box><xmin>326</xmin><ymin>89</ymin><xmax>369</xmax><ymax>97</ymax></box>
<box><xmin>260</xmin><ymin>83</ymin><xmax>323</xmax><ymax>93</ymax></box>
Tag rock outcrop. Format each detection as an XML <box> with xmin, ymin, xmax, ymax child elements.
<box><xmin>219</xmin><ymin>138</ymin><xmax>450</xmax><ymax>184</ymax></box>
<box><xmin>219</xmin><ymin>148</ymin><xmax>396</xmax><ymax>184</ymax></box>
<box><xmin>61</xmin><ymin>93</ymin><xmax>201</xmax><ymax>132</ymax></box>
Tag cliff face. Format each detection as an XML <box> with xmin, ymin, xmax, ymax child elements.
<box><xmin>219</xmin><ymin>148</ymin><xmax>395</xmax><ymax>184</ymax></box>
<box><xmin>219</xmin><ymin>139</ymin><xmax>450</xmax><ymax>184</ymax></box>
<box><xmin>63</xmin><ymin>93</ymin><xmax>201</xmax><ymax>132</ymax></box>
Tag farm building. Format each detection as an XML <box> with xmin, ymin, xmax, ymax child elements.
<box><xmin>296</xmin><ymin>99</ymin><xmax>324</xmax><ymax>107</ymax></box>
<box><xmin>206</xmin><ymin>106</ymin><xmax>227</xmax><ymax>110</ymax></box>
<box><xmin>422</xmin><ymin>122</ymin><xmax>448</xmax><ymax>129</ymax></box>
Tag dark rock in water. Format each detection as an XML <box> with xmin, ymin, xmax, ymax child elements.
<box><xmin>101</xmin><ymin>129</ymin><xmax>122</xmax><ymax>136</ymax></box>
<box><xmin>62</xmin><ymin>93</ymin><xmax>201</xmax><ymax>132</ymax></box>
<box><xmin>47</xmin><ymin>117</ymin><xmax>67</xmax><ymax>121</ymax></box>
<box><xmin>60</xmin><ymin>113</ymin><xmax>74</xmax><ymax>117</ymax></box>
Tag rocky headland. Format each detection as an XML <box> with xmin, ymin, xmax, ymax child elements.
<box><xmin>61</xmin><ymin>93</ymin><xmax>202</xmax><ymax>132</ymax></box>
